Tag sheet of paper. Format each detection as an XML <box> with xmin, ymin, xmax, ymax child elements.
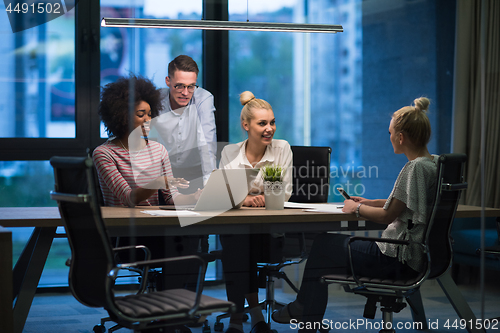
<box><xmin>304</xmin><ymin>207</ymin><xmax>346</xmax><ymax>213</ymax></box>
<box><xmin>284</xmin><ymin>202</ymin><xmax>344</xmax><ymax>210</ymax></box>
<box><xmin>141</xmin><ymin>210</ymin><xmax>201</xmax><ymax>217</ymax></box>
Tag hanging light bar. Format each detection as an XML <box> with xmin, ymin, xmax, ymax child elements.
<box><xmin>101</xmin><ymin>18</ymin><xmax>343</xmax><ymax>34</ymax></box>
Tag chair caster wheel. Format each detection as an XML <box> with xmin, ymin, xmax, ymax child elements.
<box><xmin>93</xmin><ymin>324</ymin><xmax>106</xmax><ymax>333</ymax></box>
<box><xmin>214</xmin><ymin>322</ymin><xmax>224</xmax><ymax>332</ymax></box>
<box><xmin>203</xmin><ymin>320</ymin><xmax>211</xmax><ymax>333</ymax></box>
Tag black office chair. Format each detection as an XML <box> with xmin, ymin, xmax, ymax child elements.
<box><xmin>213</xmin><ymin>146</ymin><xmax>332</xmax><ymax>332</ymax></box>
<box><xmin>88</xmin><ymin>146</ymin><xmax>210</xmax><ymax>294</ymax></box>
<box><xmin>259</xmin><ymin>146</ymin><xmax>332</xmax><ymax>325</ymax></box>
<box><xmin>321</xmin><ymin>153</ymin><xmax>468</xmax><ymax>333</ymax></box>
<box><xmin>50</xmin><ymin>156</ymin><xmax>235</xmax><ymax>333</ymax></box>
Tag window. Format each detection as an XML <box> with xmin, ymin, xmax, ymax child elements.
<box><xmin>99</xmin><ymin>0</ymin><xmax>204</xmax><ymax>138</ymax></box>
<box><xmin>229</xmin><ymin>0</ymin><xmax>362</xmax><ymax>201</ymax></box>
<box><xmin>1</xmin><ymin>2</ymin><xmax>78</xmax><ymax>287</ymax></box>
<box><xmin>100</xmin><ymin>0</ymin><xmax>203</xmax><ymax>90</ymax></box>
<box><xmin>0</xmin><ymin>5</ymin><xmax>76</xmax><ymax>139</ymax></box>
<box><xmin>228</xmin><ymin>0</ymin><xmax>454</xmax><ymax>201</ymax></box>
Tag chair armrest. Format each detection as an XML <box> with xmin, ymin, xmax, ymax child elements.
<box><xmin>110</xmin><ymin>255</ymin><xmax>207</xmax><ymax>317</ymax></box>
<box><xmin>348</xmin><ymin>236</ymin><xmax>410</xmax><ymax>246</ymax></box>
<box><xmin>113</xmin><ymin>245</ymin><xmax>152</xmax><ymax>262</ymax></box>
<box><xmin>117</xmin><ymin>254</ymin><xmax>205</xmax><ymax>270</ymax></box>
<box><xmin>111</xmin><ymin>245</ymin><xmax>152</xmax><ymax>293</ymax></box>
<box><xmin>441</xmin><ymin>182</ymin><xmax>468</xmax><ymax>191</ymax></box>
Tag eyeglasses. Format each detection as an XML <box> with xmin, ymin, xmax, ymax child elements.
<box><xmin>172</xmin><ymin>83</ymin><xmax>198</xmax><ymax>93</ymax></box>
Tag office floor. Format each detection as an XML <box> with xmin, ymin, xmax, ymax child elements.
<box><xmin>23</xmin><ymin>274</ymin><xmax>500</xmax><ymax>333</ymax></box>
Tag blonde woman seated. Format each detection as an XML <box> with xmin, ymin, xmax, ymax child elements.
<box><xmin>272</xmin><ymin>97</ymin><xmax>438</xmax><ymax>333</ymax></box>
<box><xmin>219</xmin><ymin>91</ymin><xmax>293</xmax><ymax>333</ymax></box>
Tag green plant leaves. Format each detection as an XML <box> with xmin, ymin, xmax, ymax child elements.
<box><xmin>261</xmin><ymin>165</ymin><xmax>283</xmax><ymax>182</ymax></box>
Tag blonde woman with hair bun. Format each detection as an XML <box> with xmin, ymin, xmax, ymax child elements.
<box><xmin>272</xmin><ymin>97</ymin><xmax>439</xmax><ymax>332</ymax></box>
<box><xmin>221</xmin><ymin>90</ymin><xmax>292</xmax><ymax>206</ymax></box>
<box><xmin>218</xmin><ymin>91</ymin><xmax>293</xmax><ymax>333</ymax></box>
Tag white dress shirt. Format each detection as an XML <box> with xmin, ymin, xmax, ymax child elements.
<box><xmin>219</xmin><ymin>139</ymin><xmax>293</xmax><ymax>201</ymax></box>
<box><xmin>151</xmin><ymin>87</ymin><xmax>217</xmax><ymax>185</ymax></box>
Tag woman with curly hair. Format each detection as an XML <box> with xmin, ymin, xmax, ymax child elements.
<box><xmin>92</xmin><ymin>75</ymin><xmax>201</xmax><ymax>291</ymax></box>
<box><xmin>93</xmin><ymin>74</ymin><xmax>200</xmax><ymax>207</ymax></box>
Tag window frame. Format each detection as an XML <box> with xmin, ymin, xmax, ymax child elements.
<box><xmin>0</xmin><ymin>0</ymin><xmax>103</xmax><ymax>161</ymax></box>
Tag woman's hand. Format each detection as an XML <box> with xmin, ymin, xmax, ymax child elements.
<box><xmin>349</xmin><ymin>196</ymin><xmax>365</xmax><ymax>202</ymax></box>
<box><xmin>342</xmin><ymin>199</ymin><xmax>359</xmax><ymax>213</ymax></box>
<box><xmin>351</xmin><ymin>197</ymin><xmax>386</xmax><ymax>207</ymax></box>
<box><xmin>342</xmin><ymin>197</ymin><xmax>405</xmax><ymax>224</ymax></box>
<box><xmin>243</xmin><ymin>194</ymin><xmax>265</xmax><ymax>207</ymax></box>
<box><xmin>193</xmin><ymin>188</ymin><xmax>203</xmax><ymax>201</ymax></box>
<box><xmin>165</xmin><ymin>177</ymin><xmax>190</xmax><ymax>189</ymax></box>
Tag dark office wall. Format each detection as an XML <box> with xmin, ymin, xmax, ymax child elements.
<box><xmin>361</xmin><ymin>0</ymin><xmax>456</xmax><ymax>199</ymax></box>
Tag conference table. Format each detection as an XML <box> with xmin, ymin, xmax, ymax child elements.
<box><xmin>1</xmin><ymin>204</ymin><xmax>500</xmax><ymax>333</ymax></box>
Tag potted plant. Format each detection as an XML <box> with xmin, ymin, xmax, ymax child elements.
<box><xmin>261</xmin><ymin>165</ymin><xmax>286</xmax><ymax>210</ymax></box>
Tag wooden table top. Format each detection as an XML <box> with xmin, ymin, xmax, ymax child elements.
<box><xmin>0</xmin><ymin>205</ymin><xmax>498</xmax><ymax>229</ymax></box>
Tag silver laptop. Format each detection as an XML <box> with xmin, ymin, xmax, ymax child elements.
<box><xmin>160</xmin><ymin>168</ymin><xmax>260</xmax><ymax>211</ymax></box>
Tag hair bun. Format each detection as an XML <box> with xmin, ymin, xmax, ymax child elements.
<box><xmin>240</xmin><ymin>91</ymin><xmax>256</xmax><ymax>106</ymax></box>
<box><xmin>414</xmin><ymin>97</ymin><xmax>430</xmax><ymax>113</ymax></box>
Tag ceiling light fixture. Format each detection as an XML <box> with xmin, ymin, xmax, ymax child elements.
<box><xmin>101</xmin><ymin>18</ymin><xmax>343</xmax><ymax>34</ymax></box>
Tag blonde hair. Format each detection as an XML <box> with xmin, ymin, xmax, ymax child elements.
<box><xmin>240</xmin><ymin>91</ymin><xmax>273</xmax><ymax>125</ymax></box>
<box><xmin>392</xmin><ymin>97</ymin><xmax>431</xmax><ymax>148</ymax></box>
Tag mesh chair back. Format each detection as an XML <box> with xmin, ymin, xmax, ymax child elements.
<box><xmin>425</xmin><ymin>153</ymin><xmax>467</xmax><ymax>279</ymax></box>
<box><xmin>289</xmin><ymin>146</ymin><xmax>332</xmax><ymax>203</ymax></box>
<box><xmin>50</xmin><ymin>156</ymin><xmax>115</xmax><ymax>308</ymax></box>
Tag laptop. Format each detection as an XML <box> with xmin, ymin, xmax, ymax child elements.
<box><xmin>160</xmin><ymin>168</ymin><xmax>260</xmax><ymax>211</ymax></box>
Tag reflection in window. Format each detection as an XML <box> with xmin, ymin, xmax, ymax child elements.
<box><xmin>0</xmin><ymin>4</ymin><xmax>75</xmax><ymax>138</ymax></box>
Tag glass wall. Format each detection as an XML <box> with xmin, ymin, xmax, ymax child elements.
<box><xmin>228</xmin><ymin>0</ymin><xmax>453</xmax><ymax>201</ymax></box>
<box><xmin>0</xmin><ymin>0</ymin><xmax>458</xmax><ymax>287</ymax></box>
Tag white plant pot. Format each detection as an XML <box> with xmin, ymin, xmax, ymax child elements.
<box><xmin>264</xmin><ymin>181</ymin><xmax>285</xmax><ymax>210</ymax></box>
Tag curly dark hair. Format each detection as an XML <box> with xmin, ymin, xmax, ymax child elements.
<box><xmin>98</xmin><ymin>75</ymin><xmax>163</xmax><ymax>139</ymax></box>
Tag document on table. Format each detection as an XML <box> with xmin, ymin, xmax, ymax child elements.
<box><xmin>141</xmin><ymin>210</ymin><xmax>201</xmax><ymax>217</ymax></box>
<box><xmin>284</xmin><ymin>202</ymin><xmax>346</xmax><ymax>213</ymax></box>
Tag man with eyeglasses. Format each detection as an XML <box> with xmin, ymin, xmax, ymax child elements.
<box><xmin>153</xmin><ymin>55</ymin><xmax>217</xmax><ymax>194</ymax></box>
